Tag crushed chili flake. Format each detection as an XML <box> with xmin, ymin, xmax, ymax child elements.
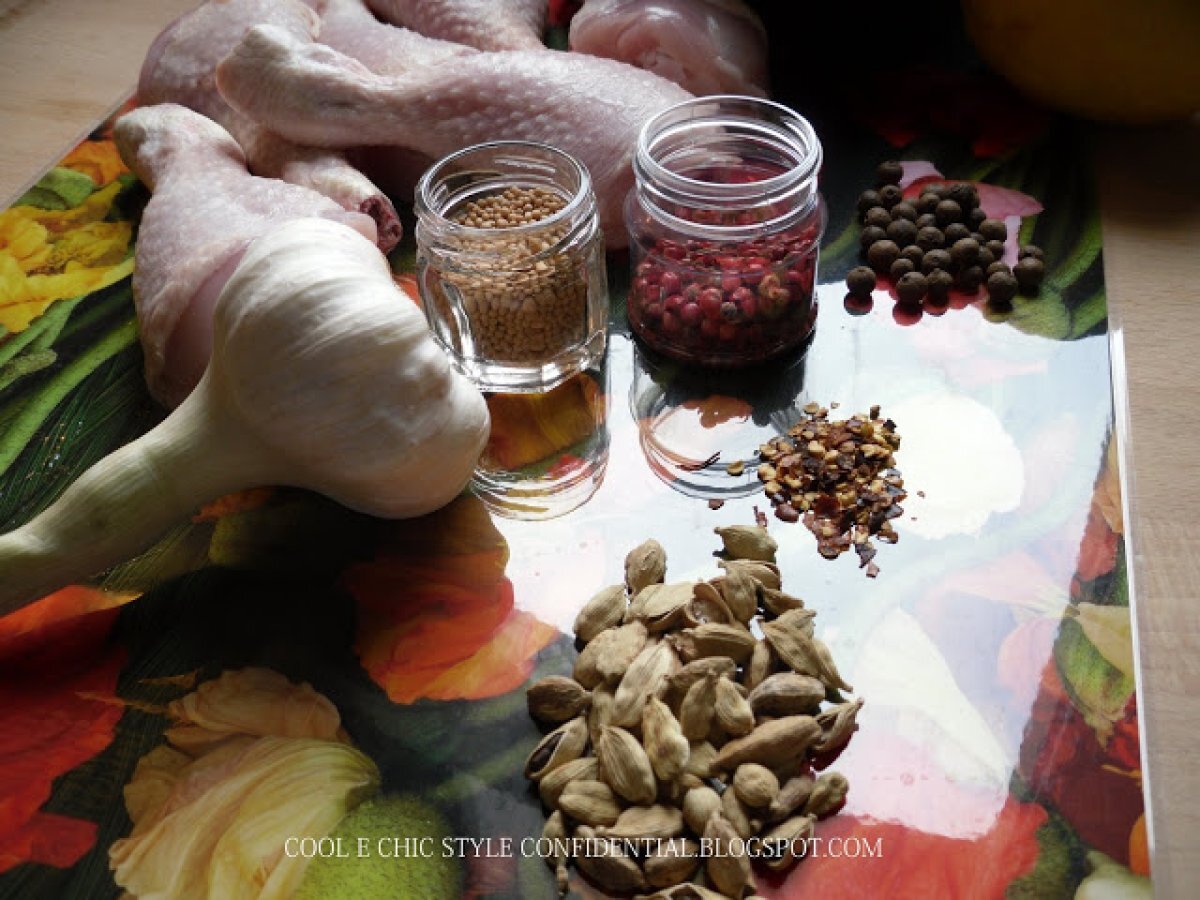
<box><xmin>755</xmin><ymin>404</ymin><xmax>906</xmax><ymax>574</ymax></box>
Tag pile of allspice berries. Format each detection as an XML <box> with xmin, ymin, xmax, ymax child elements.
<box><xmin>524</xmin><ymin>527</ymin><xmax>862</xmax><ymax>898</ymax></box>
<box><xmin>845</xmin><ymin>160</ymin><xmax>1046</xmax><ymax>311</ymax></box>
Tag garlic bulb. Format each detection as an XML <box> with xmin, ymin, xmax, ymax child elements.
<box><xmin>0</xmin><ymin>218</ymin><xmax>489</xmax><ymax>613</ymax></box>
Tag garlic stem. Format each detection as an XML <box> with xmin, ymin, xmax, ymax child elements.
<box><xmin>0</xmin><ymin>381</ymin><xmax>269</xmax><ymax>615</ymax></box>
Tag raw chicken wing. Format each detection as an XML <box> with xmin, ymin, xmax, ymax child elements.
<box><xmin>569</xmin><ymin>0</ymin><xmax>768</xmax><ymax>97</ymax></box>
<box><xmin>139</xmin><ymin>0</ymin><xmax>402</xmax><ymax>251</ymax></box>
<box><xmin>365</xmin><ymin>0</ymin><xmax>547</xmax><ymax>50</ymax></box>
<box><xmin>216</xmin><ymin>25</ymin><xmax>693</xmax><ymax>243</ymax></box>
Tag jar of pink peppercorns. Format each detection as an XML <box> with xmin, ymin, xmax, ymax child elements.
<box><xmin>625</xmin><ymin>96</ymin><xmax>826</xmax><ymax>366</ymax></box>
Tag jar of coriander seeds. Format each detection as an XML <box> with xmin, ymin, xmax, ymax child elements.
<box><xmin>415</xmin><ymin>141</ymin><xmax>609</xmax><ymax>393</ymax></box>
<box><xmin>625</xmin><ymin>96</ymin><xmax>826</xmax><ymax>367</ymax></box>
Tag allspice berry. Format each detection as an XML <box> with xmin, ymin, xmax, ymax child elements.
<box><xmin>967</xmin><ymin>207</ymin><xmax>988</xmax><ymax>229</ymax></box>
<box><xmin>866</xmin><ymin>239</ymin><xmax>901</xmax><ymax>272</ymax></box>
<box><xmin>878</xmin><ymin>184</ymin><xmax>903</xmax><ymax>208</ymax></box>
<box><xmin>979</xmin><ymin>218</ymin><xmax>1008</xmax><ymax>242</ymax></box>
<box><xmin>860</xmin><ymin>225</ymin><xmax>887</xmax><ymax>249</ymax></box>
<box><xmin>950</xmin><ymin>237</ymin><xmax>981</xmax><ymax>268</ymax></box>
<box><xmin>917</xmin><ymin>192</ymin><xmax>941</xmax><ymax>215</ymax></box>
<box><xmin>864</xmin><ymin>206</ymin><xmax>892</xmax><ymax>229</ymax></box>
<box><xmin>935</xmin><ymin>199</ymin><xmax>962</xmax><ymax>226</ymax></box>
<box><xmin>1014</xmin><ymin>256</ymin><xmax>1046</xmax><ymax>293</ymax></box>
<box><xmin>886</xmin><ymin>218</ymin><xmax>919</xmax><ymax>247</ymax></box>
<box><xmin>876</xmin><ymin>160</ymin><xmax>904</xmax><ymax>186</ymax></box>
<box><xmin>948</xmin><ymin>183</ymin><xmax>979</xmax><ymax>211</ymax></box>
<box><xmin>890</xmin><ymin>257</ymin><xmax>915</xmax><ymax>280</ymax></box>
<box><xmin>890</xmin><ymin>201</ymin><xmax>918</xmax><ymax>222</ymax></box>
<box><xmin>895</xmin><ymin>271</ymin><xmax>928</xmax><ymax>306</ymax></box>
<box><xmin>845</xmin><ymin>265</ymin><xmax>877</xmax><ymax>297</ymax></box>
<box><xmin>956</xmin><ymin>265</ymin><xmax>984</xmax><ymax>291</ymax></box>
<box><xmin>943</xmin><ymin>222</ymin><xmax>971</xmax><ymax>244</ymax></box>
<box><xmin>926</xmin><ymin>268</ymin><xmax>953</xmax><ymax>303</ymax></box>
<box><xmin>915</xmin><ymin>213</ymin><xmax>938</xmax><ymax>229</ymax></box>
<box><xmin>986</xmin><ymin>260</ymin><xmax>1011</xmax><ymax>278</ymax></box>
<box><xmin>916</xmin><ymin>226</ymin><xmax>946</xmax><ymax>251</ymax></box>
<box><xmin>921</xmin><ymin>248</ymin><xmax>953</xmax><ymax>274</ymax></box>
<box><xmin>984</xmin><ymin>239</ymin><xmax>1006</xmax><ymax>260</ymax></box>
<box><xmin>901</xmin><ymin>244</ymin><xmax>925</xmax><ymax>265</ymax></box>
<box><xmin>1018</xmin><ymin>244</ymin><xmax>1045</xmax><ymax>261</ymax></box>
<box><xmin>976</xmin><ymin>246</ymin><xmax>996</xmax><ymax>269</ymax></box>
<box><xmin>987</xmin><ymin>270</ymin><xmax>1019</xmax><ymax>305</ymax></box>
<box><xmin>857</xmin><ymin>190</ymin><xmax>882</xmax><ymax>215</ymax></box>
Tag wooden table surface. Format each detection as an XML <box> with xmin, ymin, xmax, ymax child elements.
<box><xmin>2</xmin><ymin>0</ymin><xmax>1198</xmax><ymax>894</ymax></box>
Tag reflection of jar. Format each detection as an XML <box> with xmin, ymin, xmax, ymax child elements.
<box><xmin>625</xmin><ymin>96</ymin><xmax>826</xmax><ymax>367</ymax></box>
<box><xmin>416</xmin><ymin>141</ymin><xmax>609</xmax><ymax>393</ymax></box>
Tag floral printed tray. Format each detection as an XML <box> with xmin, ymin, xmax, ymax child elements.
<box><xmin>0</xmin><ymin>36</ymin><xmax>1148</xmax><ymax>900</ymax></box>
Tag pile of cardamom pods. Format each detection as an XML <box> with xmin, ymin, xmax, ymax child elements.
<box><xmin>524</xmin><ymin>526</ymin><xmax>863</xmax><ymax>898</ymax></box>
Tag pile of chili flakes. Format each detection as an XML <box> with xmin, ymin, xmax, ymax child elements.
<box><xmin>756</xmin><ymin>402</ymin><xmax>906</xmax><ymax>577</ymax></box>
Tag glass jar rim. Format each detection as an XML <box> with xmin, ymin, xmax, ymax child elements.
<box><xmin>415</xmin><ymin>139</ymin><xmax>594</xmax><ymax>238</ymax></box>
<box><xmin>632</xmin><ymin>95</ymin><xmax>823</xmax><ymax>239</ymax></box>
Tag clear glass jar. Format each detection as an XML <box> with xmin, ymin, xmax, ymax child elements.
<box><xmin>416</xmin><ymin>141</ymin><xmax>609</xmax><ymax>393</ymax></box>
<box><xmin>625</xmin><ymin>96</ymin><xmax>826</xmax><ymax>367</ymax></box>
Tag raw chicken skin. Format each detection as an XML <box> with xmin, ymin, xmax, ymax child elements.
<box><xmin>115</xmin><ymin>104</ymin><xmax>377</xmax><ymax>409</ymax></box>
<box><xmin>364</xmin><ymin>0</ymin><xmax>547</xmax><ymax>50</ymax></box>
<box><xmin>309</xmin><ymin>0</ymin><xmax>475</xmax><ymax>77</ymax></box>
<box><xmin>216</xmin><ymin>25</ymin><xmax>693</xmax><ymax>243</ymax></box>
<box><xmin>139</xmin><ymin>0</ymin><xmax>402</xmax><ymax>251</ymax></box>
<box><xmin>569</xmin><ymin>0</ymin><xmax>769</xmax><ymax>97</ymax></box>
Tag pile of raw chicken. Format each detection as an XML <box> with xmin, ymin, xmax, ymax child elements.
<box><xmin>121</xmin><ymin>0</ymin><xmax>769</xmax><ymax>408</ymax></box>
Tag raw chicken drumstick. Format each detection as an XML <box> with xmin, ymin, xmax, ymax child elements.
<box><xmin>364</xmin><ymin>0</ymin><xmax>547</xmax><ymax>51</ymax></box>
<box><xmin>216</xmin><ymin>25</ymin><xmax>692</xmax><ymax>244</ymax></box>
<box><xmin>115</xmin><ymin>104</ymin><xmax>377</xmax><ymax>409</ymax></box>
<box><xmin>139</xmin><ymin>0</ymin><xmax>402</xmax><ymax>252</ymax></box>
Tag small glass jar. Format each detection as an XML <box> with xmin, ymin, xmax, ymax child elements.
<box><xmin>625</xmin><ymin>96</ymin><xmax>826</xmax><ymax>367</ymax></box>
<box><xmin>416</xmin><ymin>141</ymin><xmax>609</xmax><ymax>393</ymax></box>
